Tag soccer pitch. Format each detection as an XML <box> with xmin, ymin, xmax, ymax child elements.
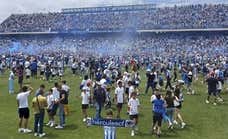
<box><xmin>0</xmin><ymin>70</ymin><xmax>228</xmax><ymax>139</ymax></box>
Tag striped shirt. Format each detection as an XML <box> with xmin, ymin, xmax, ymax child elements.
<box><xmin>104</xmin><ymin>126</ymin><xmax>116</xmax><ymax>139</ymax></box>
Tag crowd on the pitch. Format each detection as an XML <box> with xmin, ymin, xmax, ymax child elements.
<box><xmin>0</xmin><ymin>4</ymin><xmax>228</xmax><ymax>32</ymax></box>
<box><xmin>0</xmin><ymin>34</ymin><xmax>228</xmax><ymax>57</ymax></box>
<box><xmin>0</xmin><ymin>53</ymin><xmax>227</xmax><ymax>138</ymax></box>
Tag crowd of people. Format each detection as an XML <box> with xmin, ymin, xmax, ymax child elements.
<box><xmin>0</xmin><ymin>34</ymin><xmax>228</xmax><ymax>57</ymax></box>
<box><xmin>0</xmin><ymin>46</ymin><xmax>227</xmax><ymax>138</ymax></box>
<box><xmin>0</xmin><ymin>3</ymin><xmax>227</xmax><ymax>138</ymax></box>
<box><xmin>0</xmin><ymin>4</ymin><xmax>228</xmax><ymax>32</ymax></box>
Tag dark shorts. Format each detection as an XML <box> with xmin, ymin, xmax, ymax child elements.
<box><xmin>18</xmin><ymin>76</ymin><xmax>23</xmax><ymax>84</ymax></box>
<box><xmin>130</xmin><ymin>114</ymin><xmax>138</xmax><ymax>120</ymax></box>
<box><xmin>47</xmin><ymin>109</ymin><xmax>52</xmax><ymax>114</ymax></box>
<box><xmin>117</xmin><ymin>103</ymin><xmax>123</xmax><ymax>109</ymax></box>
<box><xmin>81</xmin><ymin>104</ymin><xmax>89</xmax><ymax>109</ymax></box>
<box><xmin>18</xmin><ymin>108</ymin><xmax>30</xmax><ymax>119</ymax></box>
<box><xmin>72</xmin><ymin>68</ymin><xmax>76</xmax><ymax>74</ymax></box>
<box><xmin>125</xmin><ymin>88</ymin><xmax>129</xmax><ymax>95</ymax></box>
<box><xmin>40</xmin><ymin>71</ymin><xmax>44</xmax><ymax>75</ymax></box>
<box><xmin>26</xmin><ymin>75</ymin><xmax>30</xmax><ymax>79</ymax></box>
<box><xmin>135</xmin><ymin>83</ymin><xmax>139</xmax><ymax>88</ymax></box>
<box><xmin>175</xmin><ymin>103</ymin><xmax>182</xmax><ymax>109</ymax></box>
<box><xmin>31</xmin><ymin>70</ymin><xmax>37</xmax><ymax>76</ymax></box>
<box><xmin>50</xmin><ymin>104</ymin><xmax>58</xmax><ymax>116</ymax></box>
<box><xmin>208</xmin><ymin>90</ymin><xmax>217</xmax><ymax>96</ymax></box>
<box><xmin>153</xmin><ymin>112</ymin><xmax>163</xmax><ymax>126</ymax></box>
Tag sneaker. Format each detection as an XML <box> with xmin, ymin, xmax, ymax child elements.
<box><xmin>55</xmin><ymin>125</ymin><xmax>63</xmax><ymax>129</ymax></box>
<box><xmin>50</xmin><ymin>122</ymin><xmax>55</xmax><ymax>127</ymax></box>
<box><xmin>157</xmin><ymin>133</ymin><xmax>161</xmax><ymax>138</ymax></box>
<box><xmin>24</xmin><ymin>129</ymin><xmax>32</xmax><ymax>133</ymax></box>
<box><xmin>134</xmin><ymin>126</ymin><xmax>139</xmax><ymax>131</ymax></box>
<box><xmin>173</xmin><ymin>120</ymin><xmax>178</xmax><ymax>125</ymax></box>
<box><xmin>18</xmin><ymin>128</ymin><xmax>24</xmax><ymax>133</ymax></box>
<box><xmin>192</xmin><ymin>90</ymin><xmax>195</xmax><ymax>95</ymax></box>
<box><xmin>131</xmin><ymin>130</ymin><xmax>135</xmax><ymax>136</ymax></box>
<box><xmin>34</xmin><ymin>133</ymin><xmax>39</xmax><ymax>137</ymax></box>
<box><xmin>83</xmin><ymin>118</ymin><xmax>87</xmax><ymax>122</ymax></box>
<box><xmin>213</xmin><ymin>103</ymin><xmax>217</xmax><ymax>106</ymax></box>
<box><xmin>168</xmin><ymin>123</ymin><xmax>173</xmax><ymax>129</ymax></box>
<box><xmin>218</xmin><ymin>98</ymin><xmax>223</xmax><ymax>102</ymax></box>
<box><xmin>46</xmin><ymin>121</ymin><xmax>51</xmax><ymax>126</ymax></box>
<box><xmin>206</xmin><ymin>100</ymin><xmax>210</xmax><ymax>104</ymax></box>
<box><xmin>39</xmin><ymin>133</ymin><xmax>46</xmax><ymax>138</ymax></box>
<box><xmin>181</xmin><ymin>122</ymin><xmax>186</xmax><ymax>129</ymax></box>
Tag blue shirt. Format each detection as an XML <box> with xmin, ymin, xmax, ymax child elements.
<box><xmin>31</xmin><ymin>61</ymin><xmax>37</xmax><ymax>71</ymax></box>
<box><xmin>152</xmin><ymin>99</ymin><xmax>165</xmax><ymax>114</ymax></box>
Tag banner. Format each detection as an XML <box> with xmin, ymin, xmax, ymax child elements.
<box><xmin>87</xmin><ymin>118</ymin><xmax>135</xmax><ymax>128</ymax></box>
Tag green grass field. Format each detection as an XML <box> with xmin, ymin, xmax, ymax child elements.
<box><xmin>0</xmin><ymin>70</ymin><xmax>228</xmax><ymax>139</ymax></box>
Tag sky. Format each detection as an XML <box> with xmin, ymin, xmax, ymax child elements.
<box><xmin>0</xmin><ymin>0</ymin><xmax>227</xmax><ymax>23</ymax></box>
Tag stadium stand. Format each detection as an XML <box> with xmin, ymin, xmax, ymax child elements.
<box><xmin>0</xmin><ymin>4</ymin><xmax>228</xmax><ymax>33</ymax></box>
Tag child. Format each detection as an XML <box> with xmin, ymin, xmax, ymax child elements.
<box><xmin>173</xmin><ymin>84</ymin><xmax>186</xmax><ymax>128</ymax></box>
<box><xmin>115</xmin><ymin>81</ymin><xmax>124</xmax><ymax>118</ymax></box>
<box><xmin>104</xmin><ymin>109</ymin><xmax>116</xmax><ymax>139</ymax></box>
<box><xmin>134</xmin><ymin>72</ymin><xmax>141</xmax><ymax>89</ymax></box>
<box><xmin>186</xmin><ymin>71</ymin><xmax>194</xmax><ymax>95</ymax></box>
<box><xmin>40</xmin><ymin>63</ymin><xmax>45</xmax><ymax>80</ymax></box>
<box><xmin>25</xmin><ymin>68</ymin><xmax>31</xmax><ymax>82</ymax></box>
<box><xmin>46</xmin><ymin>89</ymin><xmax>54</xmax><ymax>127</ymax></box>
<box><xmin>128</xmin><ymin>92</ymin><xmax>140</xmax><ymax>136</ymax></box>
<box><xmin>81</xmin><ymin>87</ymin><xmax>90</xmax><ymax>122</ymax></box>
<box><xmin>58</xmin><ymin>68</ymin><xmax>64</xmax><ymax>80</ymax></box>
<box><xmin>51</xmin><ymin>68</ymin><xmax>57</xmax><ymax>80</ymax></box>
<box><xmin>8</xmin><ymin>70</ymin><xmax>14</xmax><ymax>94</ymax></box>
<box><xmin>217</xmin><ymin>78</ymin><xmax>223</xmax><ymax>102</ymax></box>
<box><xmin>105</xmin><ymin>87</ymin><xmax>112</xmax><ymax>109</ymax></box>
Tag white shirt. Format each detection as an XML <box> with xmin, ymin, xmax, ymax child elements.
<box><xmin>52</xmin><ymin>87</ymin><xmax>60</xmax><ymax>101</ymax></box>
<box><xmin>47</xmin><ymin>94</ymin><xmax>54</xmax><ymax>109</ymax></box>
<box><xmin>129</xmin><ymin>86</ymin><xmax>135</xmax><ymax>99</ymax></box>
<box><xmin>103</xmin><ymin>69</ymin><xmax>111</xmax><ymax>78</ymax></box>
<box><xmin>217</xmin><ymin>81</ymin><xmax>222</xmax><ymax>90</ymax></box>
<box><xmin>62</xmin><ymin>84</ymin><xmax>70</xmax><ymax>92</ymax></box>
<box><xmin>72</xmin><ymin>63</ymin><xmax>77</xmax><ymax>69</ymax></box>
<box><xmin>115</xmin><ymin>87</ymin><xmax>124</xmax><ymax>103</ymax></box>
<box><xmin>123</xmin><ymin>76</ymin><xmax>130</xmax><ymax>88</ymax></box>
<box><xmin>16</xmin><ymin>91</ymin><xmax>31</xmax><ymax>108</ymax></box>
<box><xmin>81</xmin><ymin>92</ymin><xmax>90</xmax><ymax>104</ymax></box>
<box><xmin>9</xmin><ymin>72</ymin><xmax>14</xmax><ymax>80</ymax></box>
<box><xmin>100</xmin><ymin>78</ymin><xmax>107</xmax><ymax>85</ymax></box>
<box><xmin>150</xmin><ymin>94</ymin><xmax>156</xmax><ymax>102</ymax></box>
<box><xmin>24</xmin><ymin>61</ymin><xmax>30</xmax><ymax>68</ymax></box>
<box><xmin>128</xmin><ymin>98</ymin><xmax>140</xmax><ymax>115</ymax></box>
<box><xmin>25</xmin><ymin>69</ymin><xmax>31</xmax><ymax>76</ymax></box>
<box><xmin>40</xmin><ymin>64</ymin><xmax>45</xmax><ymax>71</ymax></box>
